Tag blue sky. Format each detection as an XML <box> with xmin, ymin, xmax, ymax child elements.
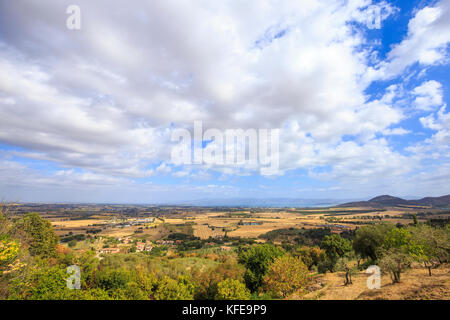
<box><xmin>0</xmin><ymin>0</ymin><xmax>449</xmax><ymax>204</ymax></box>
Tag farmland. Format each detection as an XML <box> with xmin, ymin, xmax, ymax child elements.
<box><xmin>3</xmin><ymin>202</ymin><xmax>448</xmax><ymax>249</ymax></box>
<box><xmin>2</xmin><ymin>201</ymin><xmax>449</xmax><ymax>301</ymax></box>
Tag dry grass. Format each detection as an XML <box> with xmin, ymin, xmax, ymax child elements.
<box><xmin>51</xmin><ymin>219</ymin><xmax>108</xmax><ymax>228</ymax></box>
<box><xmin>47</xmin><ymin>207</ymin><xmax>439</xmax><ymax>242</ymax></box>
<box><xmin>302</xmin><ymin>264</ymin><xmax>450</xmax><ymax>300</ymax></box>
<box><xmin>193</xmin><ymin>225</ymin><xmax>225</xmax><ymax>239</ymax></box>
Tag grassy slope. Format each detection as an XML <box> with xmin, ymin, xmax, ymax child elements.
<box><xmin>302</xmin><ymin>264</ymin><xmax>450</xmax><ymax>300</ymax></box>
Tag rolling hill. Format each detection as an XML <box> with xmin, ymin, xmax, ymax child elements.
<box><xmin>339</xmin><ymin>194</ymin><xmax>450</xmax><ymax>208</ymax></box>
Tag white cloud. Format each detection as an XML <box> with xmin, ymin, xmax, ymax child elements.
<box><xmin>373</xmin><ymin>1</ymin><xmax>450</xmax><ymax>79</ymax></box>
<box><xmin>382</xmin><ymin>127</ymin><xmax>411</xmax><ymax>135</ymax></box>
<box><xmin>413</xmin><ymin>80</ymin><xmax>443</xmax><ymax>111</ymax></box>
<box><xmin>0</xmin><ymin>0</ymin><xmax>448</xmax><ymax>199</ymax></box>
<box><xmin>420</xmin><ymin>105</ymin><xmax>450</xmax><ymax>145</ymax></box>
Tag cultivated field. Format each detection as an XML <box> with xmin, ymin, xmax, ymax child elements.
<box><xmin>38</xmin><ymin>204</ymin><xmax>447</xmax><ymax>242</ymax></box>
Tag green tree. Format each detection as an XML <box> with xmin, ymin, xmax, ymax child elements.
<box><xmin>238</xmin><ymin>244</ymin><xmax>285</xmax><ymax>292</ymax></box>
<box><xmin>9</xmin><ymin>261</ymin><xmax>70</xmax><ymax>300</ymax></box>
<box><xmin>263</xmin><ymin>255</ymin><xmax>310</xmax><ymax>298</ymax></box>
<box><xmin>412</xmin><ymin>214</ymin><xmax>418</xmax><ymax>226</ymax></box>
<box><xmin>379</xmin><ymin>249</ymin><xmax>412</xmax><ymax>283</ymax></box>
<box><xmin>321</xmin><ymin>234</ymin><xmax>352</xmax><ymax>260</ymax></box>
<box><xmin>215</xmin><ymin>279</ymin><xmax>250</xmax><ymax>300</ymax></box>
<box><xmin>383</xmin><ymin>227</ymin><xmax>423</xmax><ymax>258</ymax></box>
<box><xmin>154</xmin><ymin>276</ymin><xmax>195</xmax><ymax>300</ymax></box>
<box><xmin>379</xmin><ymin>227</ymin><xmax>423</xmax><ymax>283</ymax></box>
<box><xmin>94</xmin><ymin>268</ymin><xmax>136</xmax><ymax>293</ymax></box>
<box><xmin>408</xmin><ymin>224</ymin><xmax>450</xmax><ymax>275</ymax></box>
<box><xmin>292</xmin><ymin>246</ymin><xmax>325</xmax><ymax>270</ymax></box>
<box><xmin>353</xmin><ymin>223</ymin><xmax>395</xmax><ymax>261</ymax></box>
<box><xmin>11</xmin><ymin>213</ymin><xmax>58</xmax><ymax>258</ymax></box>
<box><xmin>193</xmin><ymin>258</ymin><xmax>245</xmax><ymax>300</ymax></box>
<box><xmin>68</xmin><ymin>240</ymin><xmax>77</xmax><ymax>248</ymax></box>
<box><xmin>123</xmin><ymin>281</ymin><xmax>147</xmax><ymax>300</ymax></box>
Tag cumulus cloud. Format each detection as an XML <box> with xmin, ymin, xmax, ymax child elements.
<box><xmin>0</xmin><ymin>0</ymin><xmax>449</xmax><ymax>199</ymax></box>
<box><xmin>374</xmin><ymin>0</ymin><xmax>450</xmax><ymax>79</ymax></box>
<box><xmin>421</xmin><ymin>105</ymin><xmax>450</xmax><ymax>145</ymax></box>
<box><xmin>413</xmin><ymin>80</ymin><xmax>443</xmax><ymax>111</ymax></box>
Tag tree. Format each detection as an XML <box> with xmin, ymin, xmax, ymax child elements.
<box><xmin>68</xmin><ymin>240</ymin><xmax>77</xmax><ymax>248</ymax></box>
<box><xmin>383</xmin><ymin>227</ymin><xmax>423</xmax><ymax>258</ymax></box>
<box><xmin>409</xmin><ymin>225</ymin><xmax>450</xmax><ymax>275</ymax></box>
<box><xmin>336</xmin><ymin>254</ymin><xmax>358</xmax><ymax>285</ymax></box>
<box><xmin>9</xmin><ymin>262</ymin><xmax>70</xmax><ymax>300</ymax></box>
<box><xmin>154</xmin><ymin>276</ymin><xmax>195</xmax><ymax>300</ymax></box>
<box><xmin>11</xmin><ymin>213</ymin><xmax>58</xmax><ymax>258</ymax></box>
<box><xmin>317</xmin><ymin>256</ymin><xmax>335</xmax><ymax>274</ymax></box>
<box><xmin>193</xmin><ymin>257</ymin><xmax>245</xmax><ymax>300</ymax></box>
<box><xmin>412</xmin><ymin>214</ymin><xmax>418</xmax><ymax>226</ymax></box>
<box><xmin>123</xmin><ymin>281</ymin><xmax>148</xmax><ymax>300</ymax></box>
<box><xmin>94</xmin><ymin>268</ymin><xmax>133</xmax><ymax>291</ymax></box>
<box><xmin>292</xmin><ymin>246</ymin><xmax>325</xmax><ymax>270</ymax></box>
<box><xmin>321</xmin><ymin>234</ymin><xmax>352</xmax><ymax>261</ymax></box>
<box><xmin>353</xmin><ymin>223</ymin><xmax>395</xmax><ymax>261</ymax></box>
<box><xmin>263</xmin><ymin>255</ymin><xmax>310</xmax><ymax>298</ymax></box>
<box><xmin>379</xmin><ymin>227</ymin><xmax>423</xmax><ymax>283</ymax></box>
<box><xmin>379</xmin><ymin>249</ymin><xmax>412</xmax><ymax>283</ymax></box>
<box><xmin>238</xmin><ymin>244</ymin><xmax>284</xmax><ymax>292</ymax></box>
<box><xmin>215</xmin><ymin>279</ymin><xmax>250</xmax><ymax>300</ymax></box>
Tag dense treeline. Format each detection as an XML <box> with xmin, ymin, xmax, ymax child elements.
<box><xmin>259</xmin><ymin>227</ymin><xmax>333</xmax><ymax>246</ymax></box>
<box><xmin>1</xmin><ymin>207</ymin><xmax>449</xmax><ymax>300</ymax></box>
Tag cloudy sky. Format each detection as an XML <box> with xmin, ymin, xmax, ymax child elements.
<box><xmin>0</xmin><ymin>0</ymin><xmax>449</xmax><ymax>203</ymax></box>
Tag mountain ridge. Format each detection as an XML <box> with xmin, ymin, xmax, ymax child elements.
<box><xmin>339</xmin><ymin>194</ymin><xmax>450</xmax><ymax>208</ymax></box>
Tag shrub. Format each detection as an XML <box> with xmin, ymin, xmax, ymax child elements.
<box><xmin>263</xmin><ymin>255</ymin><xmax>310</xmax><ymax>298</ymax></box>
<box><xmin>215</xmin><ymin>279</ymin><xmax>250</xmax><ymax>300</ymax></box>
<box><xmin>238</xmin><ymin>244</ymin><xmax>285</xmax><ymax>292</ymax></box>
<box><xmin>154</xmin><ymin>276</ymin><xmax>194</xmax><ymax>300</ymax></box>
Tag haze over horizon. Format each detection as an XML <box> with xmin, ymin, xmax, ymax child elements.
<box><xmin>1</xmin><ymin>0</ymin><xmax>450</xmax><ymax>203</ymax></box>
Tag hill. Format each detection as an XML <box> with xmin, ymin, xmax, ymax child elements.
<box><xmin>339</xmin><ymin>194</ymin><xmax>450</xmax><ymax>208</ymax></box>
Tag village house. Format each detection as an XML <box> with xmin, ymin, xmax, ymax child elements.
<box><xmin>136</xmin><ymin>242</ymin><xmax>145</xmax><ymax>252</ymax></box>
<box><xmin>118</xmin><ymin>237</ymin><xmax>131</xmax><ymax>244</ymax></box>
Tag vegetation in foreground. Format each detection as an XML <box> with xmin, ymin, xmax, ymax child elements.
<box><xmin>1</xmin><ymin>205</ymin><xmax>449</xmax><ymax>300</ymax></box>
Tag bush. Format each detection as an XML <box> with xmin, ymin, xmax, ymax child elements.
<box><xmin>238</xmin><ymin>244</ymin><xmax>285</xmax><ymax>292</ymax></box>
<box><xmin>154</xmin><ymin>276</ymin><xmax>195</xmax><ymax>300</ymax></box>
<box><xmin>317</xmin><ymin>257</ymin><xmax>335</xmax><ymax>274</ymax></box>
<box><xmin>193</xmin><ymin>258</ymin><xmax>245</xmax><ymax>300</ymax></box>
<box><xmin>263</xmin><ymin>255</ymin><xmax>310</xmax><ymax>298</ymax></box>
<box><xmin>292</xmin><ymin>246</ymin><xmax>325</xmax><ymax>270</ymax></box>
<box><xmin>68</xmin><ymin>240</ymin><xmax>77</xmax><ymax>248</ymax></box>
<box><xmin>215</xmin><ymin>279</ymin><xmax>250</xmax><ymax>300</ymax></box>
